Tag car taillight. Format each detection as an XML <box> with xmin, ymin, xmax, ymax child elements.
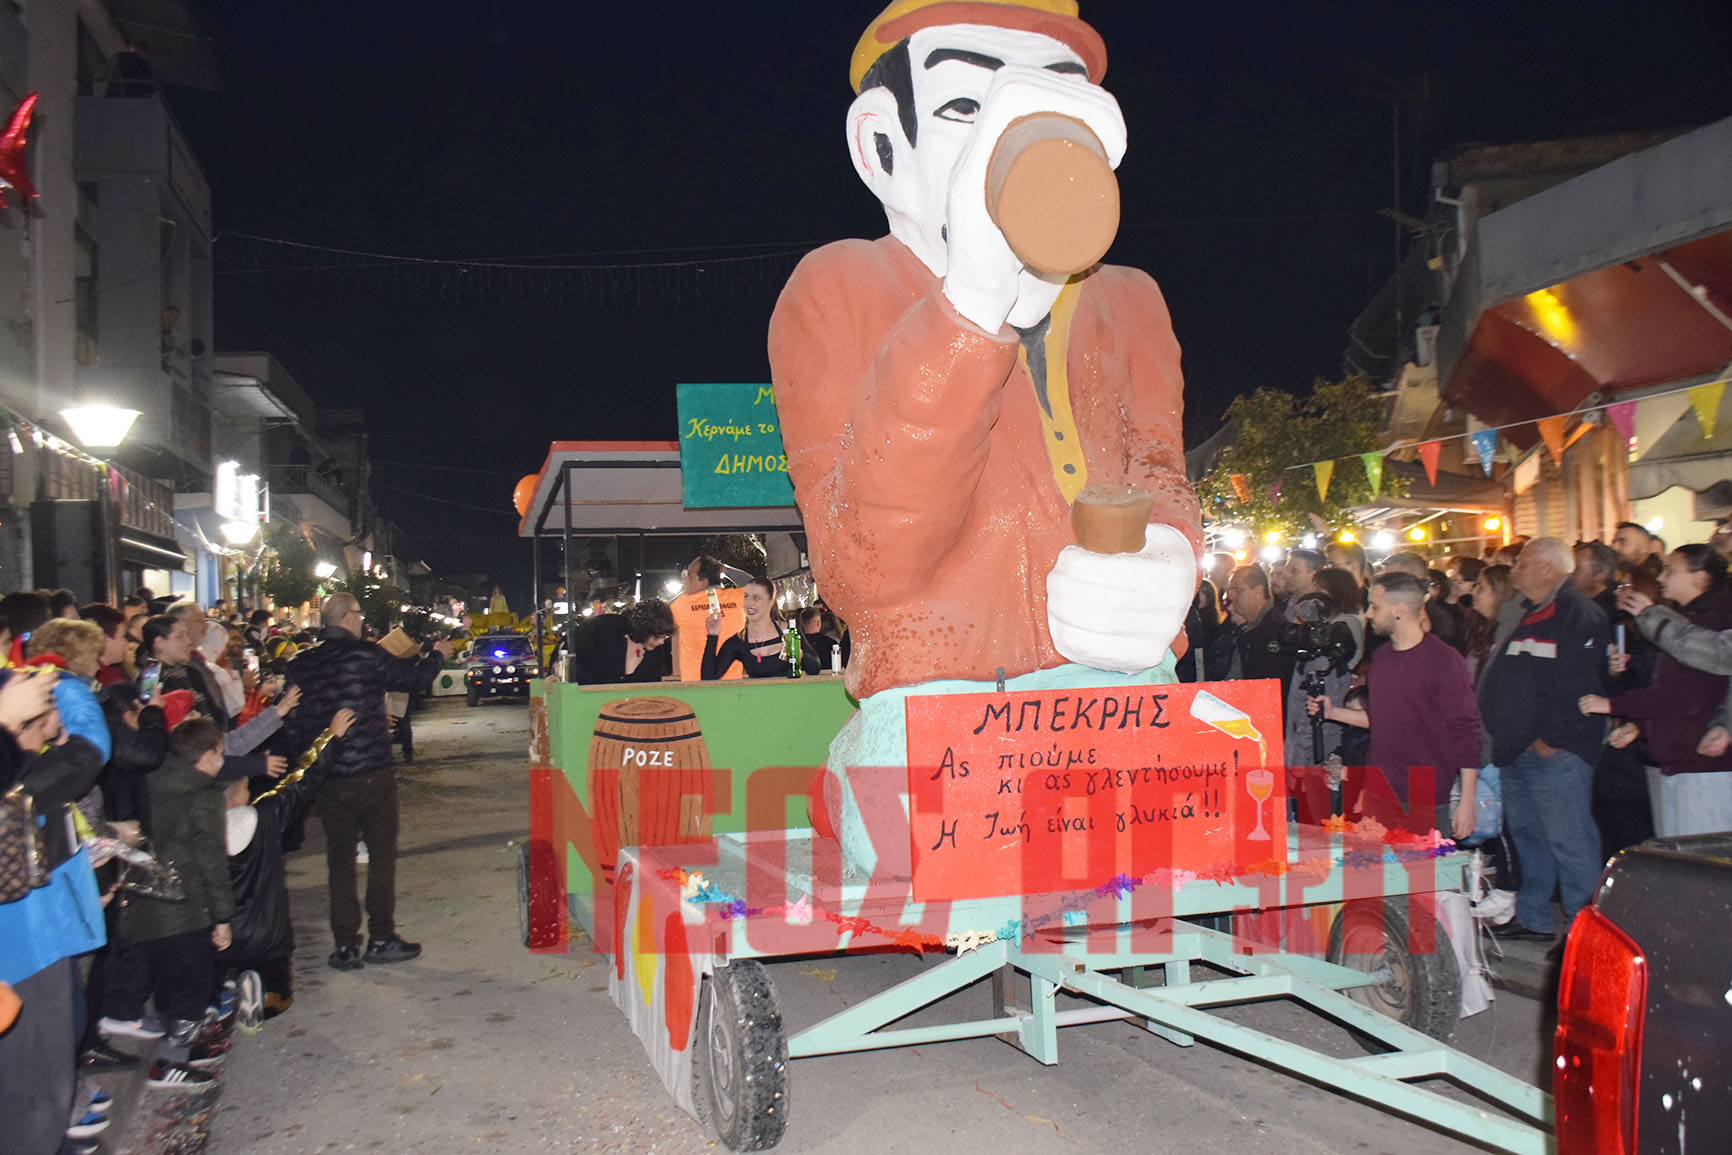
<box><xmin>1554</xmin><ymin>905</ymin><xmax>1647</xmax><ymax>1154</ymax></box>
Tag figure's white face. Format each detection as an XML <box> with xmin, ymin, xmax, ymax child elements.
<box><xmin>886</xmin><ymin>25</ymin><xmax>1092</xmax><ymax>275</ymax></box>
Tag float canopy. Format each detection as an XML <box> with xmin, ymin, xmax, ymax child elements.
<box><xmin>517</xmin><ymin>441</ymin><xmax>804</xmax><ymax>538</ymax></box>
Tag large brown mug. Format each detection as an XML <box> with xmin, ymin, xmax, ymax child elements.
<box><xmin>1071</xmin><ymin>484</ymin><xmax>1154</xmax><ymax>555</ymax></box>
<box><xmin>986</xmin><ymin>114</ymin><xmax>1120</xmax><ymax>278</ymax></box>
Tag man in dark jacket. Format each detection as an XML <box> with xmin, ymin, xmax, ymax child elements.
<box><xmin>281</xmin><ymin>593</ymin><xmax>448</xmax><ymax>970</ymax></box>
<box><xmin>1476</xmin><ymin>537</ymin><xmax>1608</xmax><ymax>947</ymax></box>
<box><xmin>222</xmin><ymin>708</ymin><xmax>355</xmax><ymax>1025</ymax></box>
<box><xmin>1219</xmin><ymin>565</ymin><xmax>1295</xmax><ymax>700</ymax></box>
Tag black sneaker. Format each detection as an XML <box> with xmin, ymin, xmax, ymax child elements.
<box><xmin>363</xmin><ymin>934</ymin><xmax>422</xmax><ymax>964</ymax></box>
<box><xmin>328</xmin><ymin>944</ymin><xmax>365</xmax><ymax>970</ymax></box>
<box><xmin>1491</xmin><ymin>922</ymin><xmax>1556</xmax><ymax>944</ymax></box>
<box><xmin>78</xmin><ymin>1041</ymin><xmax>140</xmax><ymax>1071</ymax></box>
<box><xmin>145</xmin><ymin>1059</ymin><xmax>217</xmax><ymax>1091</ymax></box>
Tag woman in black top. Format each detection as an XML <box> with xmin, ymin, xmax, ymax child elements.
<box><xmin>702</xmin><ymin>579</ymin><xmax>821</xmax><ymax>679</ymax></box>
<box><xmin>568</xmin><ymin>600</ymin><xmax>675</xmax><ymax>685</ymax></box>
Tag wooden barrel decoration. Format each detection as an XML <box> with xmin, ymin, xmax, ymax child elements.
<box><xmin>588</xmin><ymin>697</ymin><xmax>713</xmax><ymax>882</ymax></box>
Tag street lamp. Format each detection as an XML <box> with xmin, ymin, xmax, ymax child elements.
<box><xmin>314</xmin><ymin>561</ymin><xmax>337</xmax><ymax>579</ymax></box>
<box><xmin>60</xmin><ymin>406</ymin><xmax>141</xmax><ymax>449</ymax></box>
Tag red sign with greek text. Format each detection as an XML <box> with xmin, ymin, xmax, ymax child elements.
<box><xmin>905</xmin><ymin>680</ymin><xmax>1286</xmax><ymax>902</ymax></box>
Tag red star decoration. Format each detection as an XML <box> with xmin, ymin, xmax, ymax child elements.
<box><xmin>0</xmin><ymin>92</ymin><xmax>40</xmax><ymax>212</ymax></box>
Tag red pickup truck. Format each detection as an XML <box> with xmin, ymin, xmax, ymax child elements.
<box><xmin>1554</xmin><ymin>832</ymin><xmax>1732</xmax><ymax>1154</ymax></box>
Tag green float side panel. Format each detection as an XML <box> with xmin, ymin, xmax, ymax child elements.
<box><xmin>532</xmin><ymin>677</ymin><xmax>856</xmax><ymax>933</ymax></box>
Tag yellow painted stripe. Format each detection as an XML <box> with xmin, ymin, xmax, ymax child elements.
<box><xmin>1019</xmin><ymin>280</ymin><xmax>1088</xmax><ymax>503</ymax></box>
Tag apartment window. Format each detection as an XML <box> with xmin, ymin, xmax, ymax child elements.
<box><xmin>73</xmin><ymin>225</ymin><xmax>99</xmax><ymax>366</ymax></box>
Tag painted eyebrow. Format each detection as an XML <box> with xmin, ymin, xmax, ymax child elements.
<box><xmin>922</xmin><ymin>48</ymin><xmax>1087</xmax><ymax>76</ymax></box>
<box><xmin>924</xmin><ymin>48</ymin><xmax>1003</xmax><ymax>70</ymax></box>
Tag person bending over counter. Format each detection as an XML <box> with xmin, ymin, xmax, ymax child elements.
<box><xmin>568</xmin><ymin>600</ymin><xmax>675</xmax><ymax>685</ymax></box>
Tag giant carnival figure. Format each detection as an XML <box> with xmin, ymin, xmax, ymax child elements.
<box><xmin>771</xmin><ymin>0</ymin><xmax>1201</xmax><ymax>867</ymax></box>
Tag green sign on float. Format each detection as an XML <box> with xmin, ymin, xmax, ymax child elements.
<box><xmin>675</xmin><ymin>382</ymin><xmax>797</xmax><ymax>509</ymax></box>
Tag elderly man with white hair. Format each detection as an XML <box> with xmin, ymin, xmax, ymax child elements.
<box><xmin>1475</xmin><ymin>536</ymin><xmax>1609</xmax><ymax>950</ymax></box>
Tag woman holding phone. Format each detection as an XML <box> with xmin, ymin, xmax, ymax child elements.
<box><xmin>1581</xmin><ymin>545</ymin><xmax>1732</xmax><ymax>836</ymax></box>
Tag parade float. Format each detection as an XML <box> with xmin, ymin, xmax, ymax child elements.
<box><xmin>519</xmin><ymin>3</ymin><xmax>1552</xmax><ymax>1151</ymax></box>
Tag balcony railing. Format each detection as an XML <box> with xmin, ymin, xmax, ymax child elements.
<box><xmin>265</xmin><ymin>464</ymin><xmax>349</xmax><ymax>516</ymax></box>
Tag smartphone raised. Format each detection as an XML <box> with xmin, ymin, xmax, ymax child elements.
<box><xmin>137</xmin><ymin>659</ymin><xmax>163</xmax><ymax>703</ymax></box>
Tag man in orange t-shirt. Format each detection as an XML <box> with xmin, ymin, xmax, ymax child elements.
<box><xmin>668</xmin><ymin>555</ymin><xmax>744</xmax><ymax>681</ymax></box>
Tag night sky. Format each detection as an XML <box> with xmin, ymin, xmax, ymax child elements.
<box><xmin>167</xmin><ymin>1</ymin><xmax>1732</xmax><ymax>591</ymax></box>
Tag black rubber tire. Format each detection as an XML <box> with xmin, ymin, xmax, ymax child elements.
<box><xmin>466</xmin><ymin>685</ymin><xmax>479</xmax><ymax>707</ymax></box>
<box><xmin>1327</xmin><ymin>897</ymin><xmax>1461</xmax><ymax>1048</ymax></box>
<box><xmin>514</xmin><ymin>840</ymin><xmax>530</xmax><ymax>948</ymax></box>
<box><xmin>695</xmin><ymin>961</ymin><xmax>788</xmax><ymax>1151</ymax></box>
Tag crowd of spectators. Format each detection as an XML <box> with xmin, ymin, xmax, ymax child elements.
<box><xmin>0</xmin><ymin>586</ymin><xmax>442</xmax><ymax>1154</ymax></box>
<box><xmin>1183</xmin><ymin>518</ymin><xmax>1732</xmax><ymax>951</ymax></box>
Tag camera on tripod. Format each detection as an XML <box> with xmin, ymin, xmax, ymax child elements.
<box><xmin>1279</xmin><ymin>593</ymin><xmax>1356</xmax><ymax>670</ymax></box>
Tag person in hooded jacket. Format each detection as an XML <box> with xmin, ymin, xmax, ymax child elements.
<box><xmin>220</xmin><ymin>708</ymin><xmax>354</xmax><ymax>1026</ymax></box>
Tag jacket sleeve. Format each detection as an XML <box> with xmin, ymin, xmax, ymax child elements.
<box><xmin>216</xmin><ymin>753</ymin><xmax>266</xmax><ymax>782</ymax></box>
<box><xmin>1638</xmin><ymin>605</ymin><xmax>1732</xmax><ymax>675</ymax></box>
<box><xmin>377</xmin><ymin>649</ymin><xmax>442</xmax><ymax>693</ymax></box>
<box><xmin>191</xmin><ymin>789</ymin><xmax>235</xmax><ymax>924</ymax></box>
<box><xmin>53</xmin><ymin>680</ymin><xmax>111</xmax><ymax>762</ymax></box>
<box><xmin>20</xmin><ymin>736</ymin><xmax>105</xmax><ymax>810</ymax></box>
<box><xmin>772</xmin><ymin>242</ymin><xmax>1021</xmax><ymax>610</ymax></box>
<box><xmin>254</xmin><ymin>733</ymin><xmax>342</xmax><ymax>835</ymax></box>
<box><xmin>223</xmin><ymin>707</ymin><xmax>283</xmax><ymax>756</ymax></box>
<box><xmin>701</xmin><ymin>635</ymin><xmax>737</xmax><ymax>681</ymax></box>
<box><xmin>1537</xmin><ymin>604</ymin><xmax>1608</xmax><ymax>748</ymax></box>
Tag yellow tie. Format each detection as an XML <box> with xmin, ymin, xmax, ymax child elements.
<box><xmin>1018</xmin><ymin>281</ymin><xmax>1088</xmax><ymax>503</ymax></box>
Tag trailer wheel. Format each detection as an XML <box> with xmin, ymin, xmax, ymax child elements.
<box><xmin>1327</xmin><ymin>897</ymin><xmax>1460</xmax><ymax>1047</ymax></box>
<box><xmin>695</xmin><ymin>961</ymin><xmax>788</xmax><ymax>1151</ymax></box>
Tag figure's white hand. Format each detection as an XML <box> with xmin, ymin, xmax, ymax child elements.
<box><xmin>942</xmin><ymin>65</ymin><xmax>1126</xmax><ymax>333</ymax></box>
<box><xmin>1046</xmin><ymin>524</ymin><xmax>1194</xmax><ymax>674</ymax></box>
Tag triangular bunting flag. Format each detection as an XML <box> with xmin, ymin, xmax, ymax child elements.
<box><xmin>1229</xmin><ymin>473</ymin><xmax>1251</xmax><ymax>504</ymax></box>
<box><xmin>1537</xmin><ymin>416</ymin><xmax>1567</xmax><ymax>464</ymax></box>
<box><xmin>1470</xmin><ymin>429</ymin><xmax>1497</xmax><ymax>476</ymax></box>
<box><xmin>1688</xmin><ymin>380</ymin><xmax>1726</xmax><ymax>441</ymax></box>
<box><xmin>1633</xmin><ymin>391</ymin><xmax>1693</xmax><ymax>460</ymax></box>
<box><xmin>1360</xmin><ymin>452</ymin><xmax>1383</xmax><ymax>496</ymax></box>
<box><xmin>1313</xmin><ymin>460</ymin><xmax>1334</xmax><ymax>502</ymax></box>
<box><xmin>1416</xmin><ymin>441</ymin><xmax>1441</xmax><ymax>487</ymax></box>
<box><xmin>1605</xmin><ymin>400</ymin><xmax>1637</xmax><ymax>447</ymax></box>
<box><xmin>1269</xmin><ymin>478</ymin><xmax>1283</xmax><ymax>503</ymax></box>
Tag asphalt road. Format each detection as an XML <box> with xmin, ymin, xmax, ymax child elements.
<box><xmin>206</xmin><ymin>698</ymin><xmax>1552</xmax><ymax>1154</ymax></box>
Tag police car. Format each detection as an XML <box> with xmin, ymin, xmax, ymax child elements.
<box><xmin>463</xmin><ymin>631</ymin><xmax>538</xmax><ymax>706</ymax></box>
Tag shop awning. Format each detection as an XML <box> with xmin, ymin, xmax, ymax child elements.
<box><xmin>518</xmin><ymin>441</ymin><xmax>804</xmax><ymax>539</ymax></box>
<box><xmin>1438</xmin><ymin>116</ymin><xmax>1732</xmax><ymax>441</ymax></box>
<box><xmin>1628</xmin><ymin>376</ymin><xmax>1732</xmax><ymax>502</ymax></box>
<box><xmin>120</xmin><ymin>527</ymin><xmax>189</xmax><ymax>571</ymax></box>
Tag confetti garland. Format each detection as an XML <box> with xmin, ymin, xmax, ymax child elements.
<box><xmin>653</xmin><ymin>821</ymin><xmax>1458</xmax><ymax>956</ymax></box>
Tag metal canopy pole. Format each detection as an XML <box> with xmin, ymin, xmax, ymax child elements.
<box><xmin>561</xmin><ymin>462</ymin><xmax>574</xmax><ymax>672</ymax></box>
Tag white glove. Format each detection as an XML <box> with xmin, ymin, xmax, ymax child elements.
<box><xmin>943</xmin><ymin>64</ymin><xmax>1127</xmax><ymax>333</ymax></box>
<box><xmin>1046</xmin><ymin>524</ymin><xmax>1196</xmax><ymax>674</ymax></box>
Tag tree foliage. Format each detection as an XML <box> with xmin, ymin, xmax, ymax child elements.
<box><xmin>258</xmin><ymin>524</ymin><xmax>324</xmax><ymax>611</ymax></box>
<box><xmin>1196</xmin><ymin>375</ymin><xmax>1405</xmax><ymax>537</ymax></box>
<box><xmin>331</xmin><ymin>569</ymin><xmax>411</xmax><ymax>635</ymax></box>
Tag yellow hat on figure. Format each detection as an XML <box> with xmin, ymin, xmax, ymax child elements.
<box><xmin>850</xmin><ymin>0</ymin><xmax>1108</xmax><ymax>92</ymax></box>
